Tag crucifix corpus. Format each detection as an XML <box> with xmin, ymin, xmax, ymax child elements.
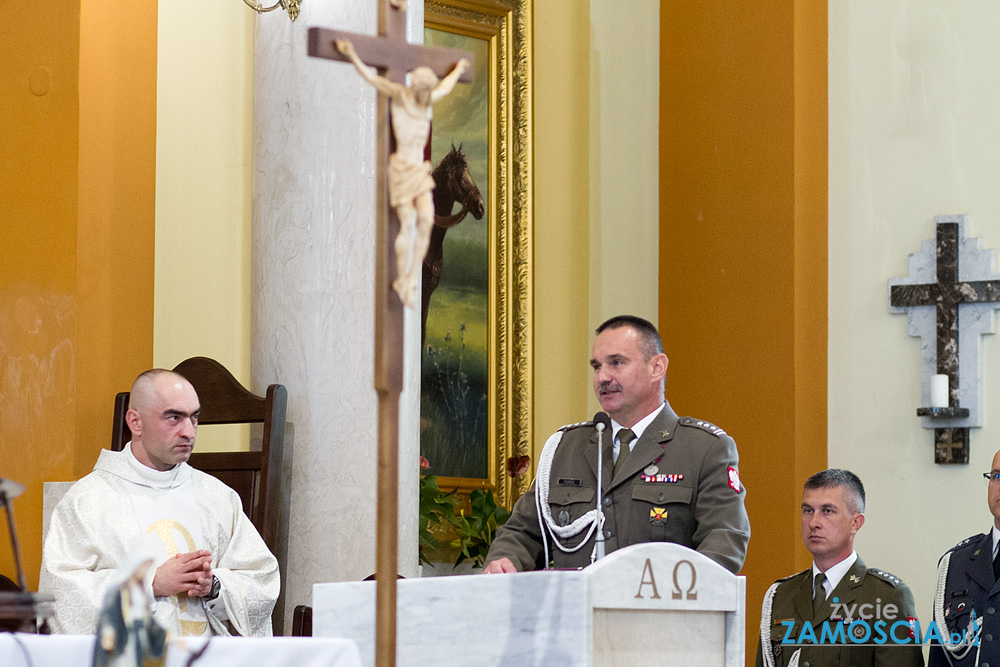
<box><xmin>338</xmin><ymin>38</ymin><xmax>469</xmax><ymax>307</ymax></box>
<box><xmin>307</xmin><ymin>3</ymin><xmax>473</xmax><ymax>665</ymax></box>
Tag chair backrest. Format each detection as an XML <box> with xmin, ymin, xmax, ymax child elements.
<box><xmin>291</xmin><ymin>604</ymin><xmax>312</xmax><ymax>637</ymax></box>
<box><xmin>111</xmin><ymin>357</ymin><xmax>287</xmax><ymax>554</ymax></box>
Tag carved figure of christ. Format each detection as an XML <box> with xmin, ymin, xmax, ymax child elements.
<box><xmin>338</xmin><ymin>39</ymin><xmax>469</xmax><ymax>308</ymax></box>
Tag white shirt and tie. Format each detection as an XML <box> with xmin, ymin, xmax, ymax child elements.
<box><xmin>812</xmin><ymin>550</ymin><xmax>859</xmax><ymax>609</ymax></box>
<box><xmin>610</xmin><ymin>402</ymin><xmax>666</xmax><ymax>469</ymax></box>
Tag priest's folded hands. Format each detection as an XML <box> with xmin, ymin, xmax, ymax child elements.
<box><xmin>152</xmin><ymin>550</ymin><xmax>214</xmax><ymax>598</ymax></box>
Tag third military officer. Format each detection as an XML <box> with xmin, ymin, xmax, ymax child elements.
<box><xmin>757</xmin><ymin>469</ymin><xmax>923</xmax><ymax>667</ymax></box>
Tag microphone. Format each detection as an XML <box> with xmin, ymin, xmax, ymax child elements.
<box><xmin>593</xmin><ymin>411</ymin><xmax>611</xmax><ymax>433</ymax></box>
<box><xmin>592</xmin><ymin>412</ymin><xmax>611</xmax><ymax>562</ymax></box>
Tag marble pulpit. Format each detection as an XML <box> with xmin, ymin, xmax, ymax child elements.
<box><xmin>313</xmin><ymin>542</ymin><xmax>745</xmax><ymax>666</ymax></box>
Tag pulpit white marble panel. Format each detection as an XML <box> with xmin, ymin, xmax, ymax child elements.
<box><xmin>587</xmin><ymin>540</ymin><xmax>739</xmax><ymax>611</ymax></box>
<box><xmin>315</xmin><ymin>571</ymin><xmax>591</xmax><ymax>666</ymax></box>
<box><xmin>587</xmin><ymin>543</ymin><xmax>744</xmax><ymax>666</ymax></box>
<box><xmin>314</xmin><ymin>543</ymin><xmax>745</xmax><ymax>666</ymax></box>
<box><xmin>593</xmin><ymin>608</ymin><xmax>724</xmax><ymax>666</ymax></box>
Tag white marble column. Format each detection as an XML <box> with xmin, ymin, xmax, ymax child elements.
<box><xmin>251</xmin><ymin>0</ymin><xmax>423</xmax><ymax>632</ymax></box>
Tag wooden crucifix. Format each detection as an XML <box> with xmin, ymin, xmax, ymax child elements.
<box><xmin>890</xmin><ymin>218</ymin><xmax>1000</xmax><ymax>463</ymax></box>
<box><xmin>307</xmin><ymin>4</ymin><xmax>472</xmax><ymax>666</ymax></box>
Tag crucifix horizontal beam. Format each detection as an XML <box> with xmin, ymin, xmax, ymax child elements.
<box><xmin>308</xmin><ymin>28</ymin><xmax>474</xmax><ymax>83</ymax></box>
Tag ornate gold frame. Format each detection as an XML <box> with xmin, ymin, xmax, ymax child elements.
<box><xmin>424</xmin><ymin>0</ymin><xmax>532</xmax><ymax>509</ymax></box>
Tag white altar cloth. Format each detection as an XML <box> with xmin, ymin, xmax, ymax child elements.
<box><xmin>0</xmin><ymin>633</ymin><xmax>362</xmax><ymax>667</ymax></box>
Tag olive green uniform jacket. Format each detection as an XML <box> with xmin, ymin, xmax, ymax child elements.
<box><xmin>756</xmin><ymin>557</ymin><xmax>924</xmax><ymax>667</ymax></box>
<box><xmin>484</xmin><ymin>401</ymin><xmax>750</xmax><ymax>574</ymax></box>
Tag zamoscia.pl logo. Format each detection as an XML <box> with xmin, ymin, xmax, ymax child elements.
<box><xmin>777</xmin><ymin>599</ymin><xmax>978</xmax><ymax>647</ymax></box>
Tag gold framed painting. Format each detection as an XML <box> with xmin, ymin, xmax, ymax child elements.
<box><xmin>420</xmin><ymin>0</ymin><xmax>532</xmax><ymax>510</ymax></box>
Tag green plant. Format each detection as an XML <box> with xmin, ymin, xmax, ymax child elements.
<box><xmin>450</xmin><ymin>487</ymin><xmax>511</xmax><ymax>568</ymax></box>
<box><xmin>418</xmin><ymin>475</ymin><xmax>462</xmax><ymax>566</ymax></box>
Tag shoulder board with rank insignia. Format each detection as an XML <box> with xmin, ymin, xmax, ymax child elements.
<box><xmin>558</xmin><ymin>420</ymin><xmax>594</xmax><ymax>432</ymax></box>
<box><xmin>948</xmin><ymin>533</ymin><xmax>986</xmax><ymax>554</ymax></box>
<box><xmin>868</xmin><ymin>568</ymin><xmax>903</xmax><ymax>587</ymax></box>
<box><xmin>678</xmin><ymin>417</ymin><xmax>727</xmax><ymax>437</ymax></box>
<box><xmin>773</xmin><ymin>569</ymin><xmax>810</xmax><ymax>584</ymax></box>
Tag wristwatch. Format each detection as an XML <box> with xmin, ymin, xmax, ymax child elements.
<box><xmin>205</xmin><ymin>575</ymin><xmax>221</xmax><ymax>601</ymax></box>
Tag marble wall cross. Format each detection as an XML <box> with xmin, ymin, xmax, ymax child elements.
<box><xmin>307</xmin><ymin>5</ymin><xmax>472</xmax><ymax>665</ymax></box>
<box><xmin>889</xmin><ymin>216</ymin><xmax>1000</xmax><ymax>463</ymax></box>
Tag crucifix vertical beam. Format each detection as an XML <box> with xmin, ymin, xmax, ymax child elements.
<box><xmin>374</xmin><ymin>7</ymin><xmax>403</xmax><ymax>666</ymax></box>
<box><xmin>308</xmin><ymin>6</ymin><xmax>472</xmax><ymax>666</ymax></box>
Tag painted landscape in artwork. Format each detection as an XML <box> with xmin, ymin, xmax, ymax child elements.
<box><xmin>420</xmin><ymin>28</ymin><xmax>491</xmax><ymax>479</ymax></box>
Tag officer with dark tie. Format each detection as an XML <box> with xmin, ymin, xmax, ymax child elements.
<box><xmin>930</xmin><ymin>448</ymin><xmax>1000</xmax><ymax>667</ymax></box>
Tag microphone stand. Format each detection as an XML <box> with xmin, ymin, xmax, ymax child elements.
<box><xmin>0</xmin><ymin>478</ymin><xmax>55</xmax><ymax>633</ymax></box>
<box><xmin>593</xmin><ymin>422</ymin><xmax>606</xmax><ymax>562</ymax></box>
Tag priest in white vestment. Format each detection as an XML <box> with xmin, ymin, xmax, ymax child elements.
<box><xmin>39</xmin><ymin>369</ymin><xmax>279</xmax><ymax>637</ymax></box>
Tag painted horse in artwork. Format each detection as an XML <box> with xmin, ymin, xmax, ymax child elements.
<box><xmin>421</xmin><ymin>144</ymin><xmax>486</xmax><ymax>345</ymax></box>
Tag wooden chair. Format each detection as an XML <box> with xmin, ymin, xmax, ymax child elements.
<box><xmin>110</xmin><ymin>357</ymin><xmax>287</xmax><ymax>555</ymax></box>
<box><xmin>291</xmin><ymin>604</ymin><xmax>312</xmax><ymax>637</ymax></box>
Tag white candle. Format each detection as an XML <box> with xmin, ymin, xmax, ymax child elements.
<box><xmin>930</xmin><ymin>374</ymin><xmax>949</xmax><ymax>408</ymax></box>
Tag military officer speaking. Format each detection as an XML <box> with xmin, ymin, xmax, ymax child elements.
<box><xmin>756</xmin><ymin>469</ymin><xmax>924</xmax><ymax>667</ymax></box>
<box><xmin>929</xmin><ymin>448</ymin><xmax>1000</xmax><ymax>667</ymax></box>
<box><xmin>482</xmin><ymin>315</ymin><xmax>750</xmax><ymax>575</ymax></box>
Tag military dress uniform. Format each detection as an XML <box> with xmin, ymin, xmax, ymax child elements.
<box><xmin>755</xmin><ymin>557</ymin><xmax>924</xmax><ymax>667</ymax></box>
<box><xmin>929</xmin><ymin>533</ymin><xmax>1000</xmax><ymax>667</ymax></box>
<box><xmin>484</xmin><ymin>401</ymin><xmax>750</xmax><ymax>574</ymax></box>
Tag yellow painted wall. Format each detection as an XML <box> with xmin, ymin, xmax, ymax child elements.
<box><xmin>0</xmin><ymin>0</ymin><xmax>81</xmax><ymax>591</ymax></box>
<box><xmin>153</xmin><ymin>2</ymin><xmax>255</xmax><ymax>452</ymax></box>
<box><xmin>0</xmin><ymin>0</ymin><xmax>157</xmax><ymax>589</ymax></box>
<box><xmin>532</xmin><ymin>0</ymin><xmax>661</xmax><ymax>451</ymax></box>
<box><xmin>532</xmin><ymin>1</ymin><xmax>593</xmax><ymax>443</ymax></box>
<box><xmin>659</xmin><ymin>1</ymin><xmax>827</xmax><ymax>661</ymax></box>
<box><xmin>76</xmin><ymin>0</ymin><xmax>158</xmax><ymax>475</ymax></box>
<box><xmin>587</xmin><ymin>0</ymin><xmax>661</xmax><ymax>343</ymax></box>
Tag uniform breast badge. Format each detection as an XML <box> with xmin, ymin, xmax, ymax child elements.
<box><xmin>650</xmin><ymin>507</ymin><xmax>667</xmax><ymax>524</ymax></box>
